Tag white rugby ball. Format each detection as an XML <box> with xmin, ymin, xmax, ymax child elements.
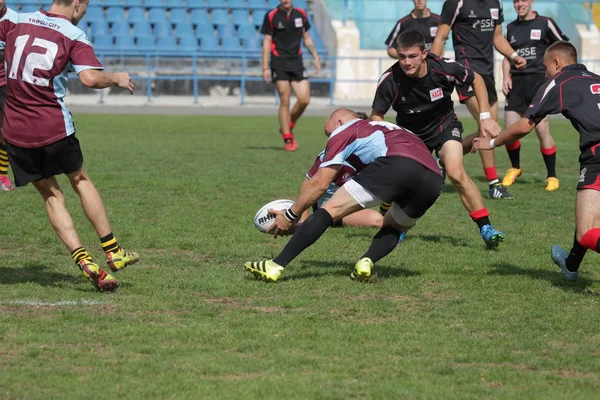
<box><xmin>253</xmin><ymin>199</ymin><xmax>295</xmax><ymax>233</ymax></box>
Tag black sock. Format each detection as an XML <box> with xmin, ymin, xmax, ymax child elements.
<box><xmin>507</xmin><ymin>146</ymin><xmax>521</xmax><ymax>169</ymax></box>
<box><xmin>474</xmin><ymin>216</ymin><xmax>491</xmax><ymax>230</ymax></box>
<box><xmin>362</xmin><ymin>226</ymin><xmax>402</xmax><ymax>263</ymax></box>
<box><xmin>542</xmin><ymin>152</ymin><xmax>557</xmax><ymax>178</ymax></box>
<box><xmin>566</xmin><ymin>235</ymin><xmax>587</xmax><ymax>272</ymax></box>
<box><xmin>273</xmin><ymin>208</ymin><xmax>333</xmax><ymax>267</ymax></box>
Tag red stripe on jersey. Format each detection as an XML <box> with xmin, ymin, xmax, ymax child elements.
<box><xmin>431</xmin><ymin>68</ymin><xmax>452</xmax><ymax>77</ymax></box>
<box><xmin>461</xmin><ymin>48</ymin><xmax>470</xmax><ymax>68</ymax></box>
<box><xmin>271</xmin><ymin>40</ymin><xmax>279</xmax><ymax>56</ymax></box>
<box><xmin>590</xmin><ymin>143</ymin><xmax>600</xmax><ymax>156</ymax></box>
<box><xmin>268</xmin><ymin>8</ymin><xmax>278</xmax><ymax>32</ymax></box>
<box><xmin>581</xmin><ymin>175</ymin><xmax>600</xmax><ymax>192</ymax></box>
<box><xmin>295</xmin><ymin>7</ymin><xmax>308</xmax><ymax>20</ymax></box>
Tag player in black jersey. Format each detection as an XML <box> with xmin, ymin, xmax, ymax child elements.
<box><xmin>474</xmin><ymin>41</ymin><xmax>600</xmax><ymax>280</ymax></box>
<box><xmin>371</xmin><ymin>31</ymin><xmax>504</xmax><ymax>249</ymax></box>
<box><xmin>431</xmin><ymin>0</ymin><xmax>526</xmax><ymax>200</ymax></box>
<box><xmin>501</xmin><ymin>0</ymin><xmax>569</xmax><ymax>191</ymax></box>
<box><xmin>385</xmin><ymin>0</ymin><xmax>441</xmax><ymax>58</ymax></box>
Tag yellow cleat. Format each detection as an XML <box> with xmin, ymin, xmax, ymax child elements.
<box><xmin>546</xmin><ymin>177</ymin><xmax>560</xmax><ymax>191</ymax></box>
<box><xmin>350</xmin><ymin>257</ymin><xmax>374</xmax><ymax>282</ymax></box>
<box><xmin>78</xmin><ymin>260</ymin><xmax>118</xmax><ymax>292</ymax></box>
<box><xmin>107</xmin><ymin>248</ymin><xmax>140</xmax><ymax>272</ymax></box>
<box><xmin>501</xmin><ymin>168</ymin><xmax>523</xmax><ymax>187</ymax></box>
<box><xmin>244</xmin><ymin>259</ymin><xmax>284</xmax><ymax>282</ymax></box>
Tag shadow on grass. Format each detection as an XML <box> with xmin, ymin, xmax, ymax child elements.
<box><xmin>0</xmin><ymin>264</ymin><xmax>75</xmax><ymax>286</ymax></box>
<box><xmin>413</xmin><ymin>233</ymin><xmax>470</xmax><ymax>248</ymax></box>
<box><xmin>488</xmin><ymin>262</ymin><xmax>597</xmax><ymax>295</ymax></box>
<box><xmin>244</xmin><ymin>146</ymin><xmax>284</xmax><ymax>151</ymax></box>
<box><xmin>281</xmin><ymin>259</ymin><xmax>420</xmax><ymax>281</ymax></box>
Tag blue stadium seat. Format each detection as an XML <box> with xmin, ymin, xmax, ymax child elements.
<box><xmin>20</xmin><ymin>5</ymin><xmax>40</xmax><ymax>12</ymax></box>
<box><xmin>137</xmin><ymin>36</ymin><xmax>156</xmax><ymax>51</ymax></box>
<box><xmin>248</xmin><ymin>0</ymin><xmax>267</xmax><ymax>8</ymax></box>
<box><xmin>231</xmin><ymin>9</ymin><xmax>249</xmax><ymax>26</ymax></box>
<box><xmin>196</xmin><ymin>24</ymin><xmax>215</xmax><ymax>38</ymax></box>
<box><xmin>124</xmin><ymin>0</ymin><xmax>144</xmax><ymax>6</ymax></box>
<box><xmin>115</xmin><ymin>35</ymin><xmax>136</xmax><ymax>51</ymax></box>
<box><xmin>228</xmin><ymin>0</ymin><xmax>247</xmax><ymax>8</ymax></box>
<box><xmin>165</xmin><ymin>0</ymin><xmax>185</xmax><ymax>7</ymax></box>
<box><xmin>200</xmin><ymin>36</ymin><xmax>219</xmax><ymax>51</ymax></box>
<box><xmin>85</xmin><ymin>6</ymin><xmax>105</xmax><ymax>23</ymax></box>
<box><xmin>190</xmin><ymin>9</ymin><xmax>210</xmax><ymax>25</ymax></box>
<box><xmin>133</xmin><ymin>22</ymin><xmax>153</xmax><ymax>37</ymax></box>
<box><xmin>128</xmin><ymin>7</ymin><xmax>146</xmax><ymax>23</ymax></box>
<box><xmin>145</xmin><ymin>0</ymin><xmax>165</xmax><ymax>7</ymax></box>
<box><xmin>238</xmin><ymin>24</ymin><xmax>257</xmax><ymax>39</ymax></box>
<box><xmin>153</xmin><ymin>22</ymin><xmax>172</xmax><ymax>37</ymax></box>
<box><xmin>179</xmin><ymin>37</ymin><xmax>198</xmax><ymax>52</ymax></box>
<box><xmin>243</xmin><ymin>37</ymin><xmax>261</xmax><ymax>51</ymax></box>
<box><xmin>170</xmin><ymin>8</ymin><xmax>188</xmax><ymax>23</ymax></box>
<box><xmin>157</xmin><ymin>36</ymin><xmax>177</xmax><ymax>49</ymax></box>
<box><xmin>211</xmin><ymin>9</ymin><xmax>229</xmax><ymax>25</ymax></box>
<box><xmin>111</xmin><ymin>21</ymin><xmax>131</xmax><ymax>36</ymax></box>
<box><xmin>93</xmin><ymin>35</ymin><xmax>114</xmax><ymax>50</ymax></box>
<box><xmin>294</xmin><ymin>0</ymin><xmax>308</xmax><ymax>9</ymax></box>
<box><xmin>148</xmin><ymin>8</ymin><xmax>168</xmax><ymax>24</ymax></box>
<box><xmin>98</xmin><ymin>0</ymin><xmax>123</xmax><ymax>6</ymax></box>
<box><xmin>221</xmin><ymin>37</ymin><xmax>240</xmax><ymax>50</ymax></box>
<box><xmin>217</xmin><ymin>23</ymin><xmax>235</xmax><ymax>38</ymax></box>
<box><xmin>90</xmin><ymin>20</ymin><xmax>110</xmax><ymax>36</ymax></box>
<box><xmin>175</xmin><ymin>22</ymin><xmax>194</xmax><ymax>37</ymax></box>
<box><xmin>106</xmin><ymin>7</ymin><xmax>126</xmax><ymax>23</ymax></box>
<box><xmin>207</xmin><ymin>0</ymin><xmax>226</xmax><ymax>8</ymax></box>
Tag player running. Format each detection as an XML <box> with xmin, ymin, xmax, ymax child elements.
<box><xmin>245</xmin><ymin>109</ymin><xmax>443</xmax><ymax>282</ymax></box>
<box><xmin>385</xmin><ymin>0</ymin><xmax>441</xmax><ymax>58</ymax></box>
<box><xmin>500</xmin><ymin>0</ymin><xmax>569</xmax><ymax>191</ymax></box>
<box><xmin>371</xmin><ymin>30</ymin><xmax>504</xmax><ymax>249</ymax></box>
<box><xmin>431</xmin><ymin>0</ymin><xmax>526</xmax><ymax>200</ymax></box>
<box><xmin>473</xmin><ymin>41</ymin><xmax>600</xmax><ymax>281</ymax></box>
<box><xmin>0</xmin><ymin>1</ymin><xmax>17</xmax><ymax>191</ymax></box>
<box><xmin>0</xmin><ymin>0</ymin><xmax>139</xmax><ymax>291</ymax></box>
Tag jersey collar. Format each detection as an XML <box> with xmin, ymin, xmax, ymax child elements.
<box><xmin>562</xmin><ymin>64</ymin><xmax>587</xmax><ymax>72</ymax></box>
<box><xmin>41</xmin><ymin>10</ymin><xmax>71</xmax><ymax>22</ymax></box>
<box><xmin>329</xmin><ymin>119</ymin><xmax>361</xmax><ymax>139</ymax></box>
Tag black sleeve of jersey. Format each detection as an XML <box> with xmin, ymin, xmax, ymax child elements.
<box><xmin>385</xmin><ymin>20</ymin><xmax>402</xmax><ymax>47</ymax></box>
<box><xmin>440</xmin><ymin>0</ymin><xmax>460</xmax><ymax>26</ymax></box>
<box><xmin>260</xmin><ymin>12</ymin><xmax>272</xmax><ymax>35</ymax></box>
<box><xmin>436</xmin><ymin>57</ymin><xmax>475</xmax><ymax>87</ymax></box>
<box><xmin>505</xmin><ymin>22</ymin><xmax>512</xmax><ymax>39</ymax></box>
<box><xmin>497</xmin><ymin>0</ymin><xmax>504</xmax><ymax>24</ymax></box>
<box><xmin>371</xmin><ymin>70</ymin><xmax>397</xmax><ymax>115</ymax></box>
<box><xmin>524</xmin><ymin>78</ymin><xmax>560</xmax><ymax>124</ymax></box>
<box><xmin>546</xmin><ymin>17</ymin><xmax>569</xmax><ymax>42</ymax></box>
<box><xmin>303</xmin><ymin>11</ymin><xmax>311</xmax><ymax>31</ymax></box>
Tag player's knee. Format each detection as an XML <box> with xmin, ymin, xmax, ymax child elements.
<box><xmin>446</xmin><ymin>166</ymin><xmax>467</xmax><ymax>185</ymax></box>
<box><xmin>297</xmin><ymin>96</ymin><xmax>310</xmax><ymax>107</ymax></box>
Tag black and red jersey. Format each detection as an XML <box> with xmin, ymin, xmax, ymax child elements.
<box><xmin>506</xmin><ymin>13</ymin><xmax>568</xmax><ymax>76</ymax></box>
<box><xmin>440</xmin><ymin>0</ymin><xmax>503</xmax><ymax>76</ymax></box>
<box><xmin>372</xmin><ymin>54</ymin><xmax>475</xmax><ymax>140</ymax></box>
<box><xmin>384</xmin><ymin>10</ymin><xmax>441</xmax><ymax>51</ymax></box>
<box><xmin>525</xmin><ymin>64</ymin><xmax>600</xmax><ymax>165</ymax></box>
<box><xmin>260</xmin><ymin>6</ymin><xmax>310</xmax><ymax>70</ymax></box>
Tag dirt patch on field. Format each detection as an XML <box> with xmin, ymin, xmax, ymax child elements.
<box><xmin>195</xmin><ymin>292</ymin><xmax>286</xmax><ymax>314</ymax></box>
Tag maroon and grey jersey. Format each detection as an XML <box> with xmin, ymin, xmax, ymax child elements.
<box><xmin>0</xmin><ymin>6</ymin><xmax>19</xmax><ymax>87</ymax></box>
<box><xmin>0</xmin><ymin>10</ymin><xmax>103</xmax><ymax>148</ymax></box>
<box><xmin>318</xmin><ymin>119</ymin><xmax>442</xmax><ymax>176</ymax></box>
<box><xmin>440</xmin><ymin>0</ymin><xmax>503</xmax><ymax>75</ymax></box>
<box><xmin>385</xmin><ymin>11</ymin><xmax>441</xmax><ymax>51</ymax></box>
<box><xmin>506</xmin><ymin>12</ymin><xmax>568</xmax><ymax>76</ymax></box>
<box><xmin>261</xmin><ymin>6</ymin><xmax>310</xmax><ymax>70</ymax></box>
<box><xmin>524</xmin><ymin>64</ymin><xmax>600</xmax><ymax>165</ymax></box>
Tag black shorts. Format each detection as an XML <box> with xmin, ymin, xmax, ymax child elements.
<box><xmin>271</xmin><ymin>67</ymin><xmax>307</xmax><ymax>82</ymax></box>
<box><xmin>0</xmin><ymin>85</ymin><xmax>6</xmax><ymax>110</ymax></box>
<box><xmin>353</xmin><ymin>156</ymin><xmax>443</xmax><ymax>219</ymax></box>
<box><xmin>577</xmin><ymin>163</ymin><xmax>600</xmax><ymax>192</ymax></box>
<box><xmin>457</xmin><ymin>74</ymin><xmax>497</xmax><ymax>105</ymax></box>
<box><xmin>422</xmin><ymin>120</ymin><xmax>464</xmax><ymax>154</ymax></box>
<box><xmin>505</xmin><ymin>74</ymin><xmax>546</xmax><ymax>114</ymax></box>
<box><xmin>5</xmin><ymin>135</ymin><xmax>84</xmax><ymax>187</ymax></box>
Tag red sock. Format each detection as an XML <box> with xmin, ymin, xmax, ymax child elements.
<box><xmin>469</xmin><ymin>208</ymin><xmax>489</xmax><ymax>221</ymax></box>
<box><xmin>290</xmin><ymin>121</ymin><xmax>296</xmax><ymax>130</ymax></box>
<box><xmin>506</xmin><ymin>140</ymin><xmax>521</xmax><ymax>151</ymax></box>
<box><xmin>282</xmin><ymin>132</ymin><xmax>293</xmax><ymax>142</ymax></box>
<box><xmin>540</xmin><ymin>145</ymin><xmax>556</xmax><ymax>155</ymax></box>
<box><xmin>484</xmin><ymin>167</ymin><xmax>498</xmax><ymax>181</ymax></box>
<box><xmin>580</xmin><ymin>228</ymin><xmax>600</xmax><ymax>253</ymax></box>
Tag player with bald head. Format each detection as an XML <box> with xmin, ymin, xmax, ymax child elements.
<box><xmin>474</xmin><ymin>41</ymin><xmax>600</xmax><ymax>280</ymax></box>
<box><xmin>244</xmin><ymin>109</ymin><xmax>443</xmax><ymax>282</ymax></box>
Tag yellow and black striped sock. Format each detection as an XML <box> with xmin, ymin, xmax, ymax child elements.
<box><xmin>379</xmin><ymin>202</ymin><xmax>392</xmax><ymax>216</ymax></box>
<box><xmin>0</xmin><ymin>144</ymin><xmax>9</xmax><ymax>175</ymax></box>
<box><xmin>71</xmin><ymin>247</ymin><xmax>93</xmax><ymax>265</ymax></box>
<box><xmin>100</xmin><ymin>233</ymin><xmax>120</xmax><ymax>254</ymax></box>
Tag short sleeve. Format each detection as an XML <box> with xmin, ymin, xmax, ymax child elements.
<box><xmin>70</xmin><ymin>33</ymin><xmax>103</xmax><ymax>74</ymax></box>
<box><xmin>0</xmin><ymin>18</ymin><xmax>15</xmax><ymax>47</ymax></box>
<box><xmin>371</xmin><ymin>70</ymin><xmax>397</xmax><ymax>115</ymax></box>
<box><xmin>436</xmin><ymin>57</ymin><xmax>475</xmax><ymax>87</ymax></box>
<box><xmin>321</xmin><ymin>130</ymin><xmax>357</xmax><ymax>168</ymax></box>
<box><xmin>524</xmin><ymin>78</ymin><xmax>560</xmax><ymax>124</ymax></box>
<box><xmin>546</xmin><ymin>18</ymin><xmax>569</xmax><ymax>42</ymax></box>
<box><xmin>260</xmin><ymin>12</ymin><xmax>272</xmax><ymax>36</ymax></box>
<box><xmin>306</xmin><ymin>153</ymin><xmax>323</xmax><ymax>179</ymax></box>
<box><xmin>440</xmin><ymin>0</ymin><xmax>460</xmax><ymax>26</ymax></box>
<box><xmin>384</xmin><ymin>20</ymin><xmax>402</xmax><ymax>48</ymax></box>
<box><xmin>303</xmin><ymin>11</ymin><xmax>311</xmax><ymax>31</ymax></box>
<box><xmin>497</xmin><ymin>0</ymin><xmax>504</xmax><ymax>24</ymax></box>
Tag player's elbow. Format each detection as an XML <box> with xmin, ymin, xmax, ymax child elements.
<box><xmin>78</xmin><ymin>70</ymin><xmax>100</xmax><ymax>88</ymax></box>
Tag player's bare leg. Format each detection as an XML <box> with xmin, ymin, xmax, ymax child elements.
<box><xmin>67</xmin><ymin>168</ymin><xmax>139</xmax><ymax>273</ymax></box>
<box><xmin>275</xmin><ymin>80</ymin><xmax>295</xmax><ymax>151</ymax></box>
<box><xmin>341</xmin><ymin>209</ymin><xmax>383</xmax><ymax>228</ymax></box>
<box><xmin>32</xmin><ymin>176</ymin><xmax>117</xmax><ymax>291</ymax></box>
<box><xmin>535</xmin><ymin>117</ymin><xmax>559</xmax><ymax>190</ymax></box>
<box><xmin>439</xmin><ymin>140</ymin><xmax>504</xmax><ymax>248</ymax></box>
<box><xmin>289</xmin><ymin>79</ymin><xmax>311</xmax><ymax>150</ymax></box>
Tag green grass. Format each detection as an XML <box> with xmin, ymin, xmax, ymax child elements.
<box><xmin>1</xmin><ymin>114</ymin><xmax>599</xmax><ymax>399</ymax></box>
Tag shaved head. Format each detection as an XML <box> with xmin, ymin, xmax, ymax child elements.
<box><xmin>324</xmin><ymin>109</ymin><xmax>363</xmax><ymax>136</ymax></box>
<box><xmin>543</xmin><ymin>41</ymin><xmax>578</xmax><ymax>78</ymax></box>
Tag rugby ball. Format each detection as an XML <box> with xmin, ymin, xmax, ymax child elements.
<box><xmin>253</xmin><ymin>199</ymin><xmax>295</xmax><ymax>233</ymax></box>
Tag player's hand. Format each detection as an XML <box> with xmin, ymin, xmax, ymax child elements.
<box><xmin>472</xmin><ymin>137</ymin><xmax>493</xmax><ymax>153</ymax></box>
<box><xmin>262</xmin><ymin>68</ymin><xmax>271</xmax><ymax>83</ymax></box>
<box><xmin>314</xmin><ymin>59</ymin><xmax>321</xmax><ymax>74</ymax></box>
<box><xmin>266</xmin><ymin>209</ymin><xmax>294</xmax><ymax>238</ymax></box>
<box><xmin>502</xmin><ymin>77</ymin><xmax>512</xmax><ymax>96</ymax></box>
<box><xmin>114</xmin><ymin>72</ymin><xmax>134</xmax><ymax>94</ymax></box>
<box><xmin>480</xmin><ymin>118</ymin><xmax>501</xmax><ymax>139</ymax></box>
<box><xmin>513</xmin><ymin>55</ymin><xmax>527</xmax><ymax>70</ymax></box>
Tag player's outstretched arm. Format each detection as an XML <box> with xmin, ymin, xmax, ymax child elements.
<box><xmin>472</xmin><ymin>73</ymin><xmax>501</xmax><ymax>138</ymax></box>
<box><xmin>473</xmin><ymin>117</ymin><xmax>535</xmax><ymax>151</ymax></box>
<box><xmin>369</xmin><ymin>110</ymin><xmax>385</xmax><ymax>121</ymax></box>
<box><xmin>79</xmin><ymin>70</ymin><xmax>134</xmax><ymax>94</ymax></box>
<box><xmin>430</xmin><ymin>23</ymin><xmax>450</xmax><ymax>57</ymax></box>
<box><xmin>493</xmin><ymin>25</ymin><xmax>526</xmax><ymax>69</ymax></box>
<box><xmin>303</xmin><ymin>31</ymin><xmax>321</xmax><ymax>73</ymax></box>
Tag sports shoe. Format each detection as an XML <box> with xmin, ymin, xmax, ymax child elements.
<box><xmin>291</xmin><ymin>139</ymin><xmax>298</xmax><ymax>151</ymax></box>
<box><xmin>488</xmin><ymin>183</ymin><xmax>513</xmax><ymax>200</ymax></box>
<box><xmin>551</xmin><ymin>245</ymin><xmax>579</xmax><ymax>281</ymax></box>
<box><xmin>480</xmin><ymin>224</ymin><xmax>504</xmax><ymax>249</ymax></box>
<box><xmin>546</xmin><ymin>177</ymin><xmax>560</xmax><ymax>191</ymax></box>
<box><xmin>106</xmin><ymin>248</ymin><xmax>140</xmax><ymax>272</ymax></box>
<box><xmin>78</xmin><ymin>259</ymin><xmax>118</xmax><ymax>291</ymax></box>
<box><xmin>0</xmin><ymin>175</ymin><xmax>14</xmax><ymax>191</ymax></box>
<box><xmin>283</xmin><ymin>139</ymin><xmax>296</xmax><ymax>152</ymax></box>
<box><xmin>501</xmin><ymin>168</ymin><xmax>522</xmax><ymax>186</ymax></box>
<box><xmin>350</xmin><ymin>257</ymin><xmax>373</xmax><ymax>282</ymax></box>
<box><xmin>398</xmin><ymin>231</ymin><xmax>407</xmax><ymax>243</ymax></box>
<box><xmin>244</xmin><ymin>259</ymin><xmax>284</xmax><ymax>282</ymax></box>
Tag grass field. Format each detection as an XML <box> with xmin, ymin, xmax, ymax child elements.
<box><xmin>1</xmin><ymin>114</ymin><xmax>599</xmax><ymax>399</ymax></box>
